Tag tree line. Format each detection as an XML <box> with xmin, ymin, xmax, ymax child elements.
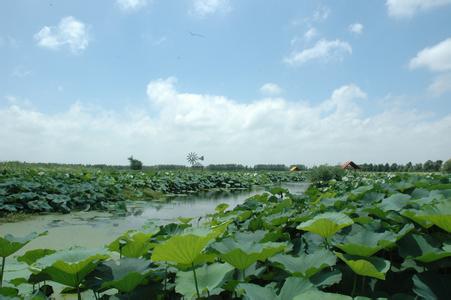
<box><xmin>359</xmin><ymin>160</ymin><xmax>445</xmax><ymax>172</ymax></box>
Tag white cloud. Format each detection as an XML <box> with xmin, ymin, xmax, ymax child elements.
<box><xmin>312</xmin><ymin>5</ymin><xmax>331</xmax><ymax>22</ymax></box>
<box><xmin>409</xmin><ymin>38</ymin><xmax>451</xmax><ymax>72</ymax></box>
<box><xmin>1</xmin><ymin>78</ymin><xmax>449</xmax><ymax>165</ymax></box>
<box><xmin>386</xmin><ymin>0</ymin><xmax>451</xmax><ymax>18</ymax></box>
<box><xmin>189</xmin><ymin>0</ymin><xmax>231</xmax><ymax>17</ymax></box>
<box><xmin>348</xmin><ymin>23</ymin><xmax>363</xmax><ymax>34</ymax></box>
<box><xmin>304</xmin><ymin>27</ymin><xmax>318</xmax><ymax>41</ymax></box>
<box><xmin>116</xmin><ymin>0</ymin><xmax>149</xmax><ymax>12</ymax></box>
<box><xmin>260</xmin><ymin>83</ymin><xmax>283</xmax><ymax>96</ymax></box>
<box><xmin>34</xmin><ymin>16</ymin><xmax>89</xmax><ymax>53</ymax></box>
<box><xmin>428</xmin><ymin>73</ymin><xmax>451</xmax><ymax>95</ymax></box>
<box><xmin>285</xmin><ymin>39</ymin><xmax>352</xmax><ymax>66</ymax></box>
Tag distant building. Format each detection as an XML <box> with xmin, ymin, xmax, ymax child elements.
<box><xmin>341</xmin><ymin>161</ymin><xmax>360</xmax><ymax>170</ymax></box>
<box><xmin>290</xmin><ymin>166</ymin><xmax>301</xmax><ymax>172</ymax></box>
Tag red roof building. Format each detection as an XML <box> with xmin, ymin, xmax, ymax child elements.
<box><xmin>341</xmin><ymin>161</ymin><xmax>360</xmax><ymax>170</ymax></box>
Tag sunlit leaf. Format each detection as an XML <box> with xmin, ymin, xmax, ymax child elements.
<box><xmin>297</xmin><ymin>212</ymin><xmax>353</xmax><ymax>238</ymax></box>
<box><xmin>335</xmin><ymin>252</ymin><xmax>390</xmax><ymax>280</ymax></box>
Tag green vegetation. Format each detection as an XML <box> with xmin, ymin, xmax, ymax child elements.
<box><xmin>0</xmin><ymin>164</ymin><xmax>305</xmax><ymax>215</ymax></box>
<box><xmin>359</xmin><ymin>160</ymin><xmax>444</xmax><ymax>172</ymax></box>
<box><xmin>127</xmin><ymin>156</ymin><xmax>143</xmax><ymax>171</ymax></box>
<box><xmin>442</xmin><ymin>158</ymin><xmax>451</xmax><ymax>173</ymax></box>
<box><xmin>308</xmin><ymin>165</ymin><xmax>345</xmax><ymax>183</ymax></box>
<box><xmin>1</xmin><ymin>172</ymin><xmax>450</xmax><ymax>299</ymax></box>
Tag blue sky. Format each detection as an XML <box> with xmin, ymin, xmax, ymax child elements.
<box><xmin>1</xmin><ymin>0</ymin><xmax>450</xmax><ymax>166</ymax></box>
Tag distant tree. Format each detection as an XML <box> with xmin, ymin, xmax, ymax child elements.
<box><xmin>423</xmin><ymin>160</ymin><xmax>435</xmax><ymax>172</ymax></box>
<box><xmin>309</xmin><ymin>165</ymin><xmax>345</xmax><ymax>182</ymax></box>
<box><xmin>434</xmin><ymin>160</ymin><xmax>443</xmax><ymax>172</ymax></box>
<box><xmin>413</xmin><ymin>163</ymin><xmax>423</xmax><ymax>172</ymax></box>
<box><xmin>128</xmin><ymin>156</ymin><xmax>143</xmax><ymax>170</ymax></box>
<box><xmin>390</xmin><ymin>163</ymin><xmax>399</xmax><ymax>172</ymax></box>
<box><xmin>254</xmin><ymin>164</ymin><xmax>288</xmax><ymax>171</ymax></box>
<box><xmin>442</xmin><ymin>159</ymin><xmax>451</xmax><ymax>173</ymax></box>
<box><xmin>405</xmin><ymin>162</ymin><xmax>413</xmax><ymax>172</ymax></box>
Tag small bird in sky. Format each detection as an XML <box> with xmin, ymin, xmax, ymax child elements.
<box><xmin>189</xmin><ymin>31</ymin><xmax>206</xmax><ymax>38</ymax></box>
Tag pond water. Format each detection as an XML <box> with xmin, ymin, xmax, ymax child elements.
<box><xmin>0</xmin><ymin>182</ymin><xmax>309</xmax><ymax>253</ymax></box>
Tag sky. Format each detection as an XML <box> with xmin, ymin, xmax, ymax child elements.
<box><xmin>0</xmin><ymin>0</ymin><xmax>450</xmax><ymax>166</ymax></box>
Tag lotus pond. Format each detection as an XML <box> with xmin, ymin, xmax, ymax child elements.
<box><xmin>0</xmin><ymin>165</ymin><xmax>305</xmax><ymax>215</ymax></box>
<box><xmin>0</xmin><ymin>172</ymin><xmax>450</xmax><ymax>299</ymax></box>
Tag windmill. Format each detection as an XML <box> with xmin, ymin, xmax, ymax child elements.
<box><xmin>187</xmin><ymin>152</ymin><xmax>204</xmax><ymax>167</ymax></box>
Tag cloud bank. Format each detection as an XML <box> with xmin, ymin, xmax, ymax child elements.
<box><xmin>1</xmin><ymin>78</ymin><xmax>450</xmax><ymax>166</ymax></box>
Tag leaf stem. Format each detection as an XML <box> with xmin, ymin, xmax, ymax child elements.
<box><xmin>0</xmin><ymin>257</ymin><xmax>5</xmax><ymax>288</ymax></box>
<box><xmin>192</xmin><ymin>263</ymin><xmax>200</xmax><ymax>299</ymax></box>
<box><xmin>164</xmin><ymin>264</ymin><xmax>168</xmax><ymax>295</ymax></box>
<box><xmin>351</xmin><ymin>274</ymin><xmax>357</xmax><ymax>297</ymax></box>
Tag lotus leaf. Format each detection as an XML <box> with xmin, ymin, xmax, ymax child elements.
<box><xmin>335</xmin><ymin>252</ymin><xmax>390</xmax><ymax>280</ymax></box>
<box><xmin>34</xmin><ymin>248</ymin><xmax>109</xmax><ymax>287</ymax></box>
<box><xmin>270</xmin><ymin>249</ymin><xmax>336</xmax><ymax>278</ymax></box>
<box><xmin>175</xmin><ymin>263</ymin><xmax>234</xmax><ymax>299</ymax></box>
<box><xmin>100</xmin><ymin>258</ymin><xmax>151</xmax><ymax>293</ymax></box>
<box><xmin>297</xmin><ymin>212</ymin><xmax>354</xmax><ymax>238</ymax></box>
<box><xmin>238</xmin><ymin>276</ymin><xmax>315</xmax><ymax>300</ymax></box>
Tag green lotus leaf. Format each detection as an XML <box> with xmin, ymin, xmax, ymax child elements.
<box><xmin>239</xmin><ymin>276</ymin><xmax>315</xmax><ymax>300</ymax></box>
<box><xmin>177</xmin><ymin>217</ymin><xmax>194</xmax><ymax>224</ymax></box>
<box><xmin>334</xmin><ymin>224</ymin><xmax>413</xmax><ymax>257</ymax></box>
<box><xmin>310</xmin><ymin>269</ymin><xmax>342</xmax><ymax>287</ymax></box>
<box><xmin>335</xmin><ymin>252</ymin><xmax>390</xmax><ymax>280</ymax></box>
<box><xmin>0</xmin><ymin>232</ymin><xmax>47</xmax><ymax>258</ymax></box>
<box><xmin>293</xmin><ymin>290</ymin><xmax>352</xmax><ymax>300</ymax></box>
<box><xmin>297</xmin><ymin>212</ymin><xmax>354</xmax><ymax>238</ymax></box>
<box><xmin>378</xmin><ymin>193</ymin><xmax>411</xmax><ymax>212</ymax></box>
<box><xmin>211</xmin><ymin>237</ymin><xmax>285</xmax><ymax>270</ymax></box>
<box><xmin>270</xmin><ymin>249</ymin><xmax>336</xmax><ymax>278</ymax></box>
<box><xmin>34</xmin><ymin>248</ymin><xmax>109</xmax><ymax>287</ymax></box>
<box><xmin>238</xmin><ymin>283</ymin><xmax>276</xmax><ymax>300</ymax></box>
<box><xmin>416</xmin><ymin>201</ymin><xmax>451</xmax><ymax>233</ymax></box>
<box><xmin>0</xmin><ymin>286</ymin><xmax>19</xmax><ymax>297</ymax></box>
<box><xmin>175</xmin><ymin>262</ymin><xmax>234</xmax><ymax>299</ymax></box>
<box><xmin>17</xmin><ymin>249</ymin><xmax>56</xmax><ymax>265</ymax></box>
<box><xmin>100</xmin><ymin>258</ymin><xmax>151</xmax><ymax>293</ymax></box>
<box><xmin>349</xmin><ymin>186</ymin><xmax>374</xmax><ymax>200</ymax></box>
<box><xmin>401</xmin><ymin>209</ymin><xmax>433</xmax><ymax>228</ymax></box>
<box><xmin>215</xmin><ymin>203</ymin><xmax>229</xmax><ymax>213</ymax></box>
<box><xmin>151</xmin><ymin>232</ymin><xmax>217</xmax><ymax>266</ymax></box>
<box><xmin>398</xmin><ymin>234</ymin><xmax>451</xmax><ymax>263</ymax></box>
<box><xmin>108</xmin><ymin>230</ymin><xmax>156</xmax><ymax>258</ymax></box>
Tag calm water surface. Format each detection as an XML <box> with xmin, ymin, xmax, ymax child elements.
<box><xmin>0</xmin><ymin>182</ymin><xmax>309</xmax><ymax>252</ymax></box>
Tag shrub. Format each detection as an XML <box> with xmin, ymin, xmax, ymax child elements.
<box><xmin>128</xmin><ymin>156</ymin><xmax>143</xmax><ymax>170</ymax></box>
<box><xmin>309</xmin><ymin>165</ymin><xmax>345</xmax><ymax>182</ymax></box>
<box><xmin>442</xmin><ymin>159</ymin><xmax>451</xmax><ymax>173</ymax></box>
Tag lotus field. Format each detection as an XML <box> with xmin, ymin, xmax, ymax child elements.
<box><xmin>1</xmin><ymin>171</ymin><xmax>451</xmax><ymax>299</ymax></box>
<box><xmin>0</xmin><ymin>165</ymin><xmax>305</xmax><ymax>214</ymax></box>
